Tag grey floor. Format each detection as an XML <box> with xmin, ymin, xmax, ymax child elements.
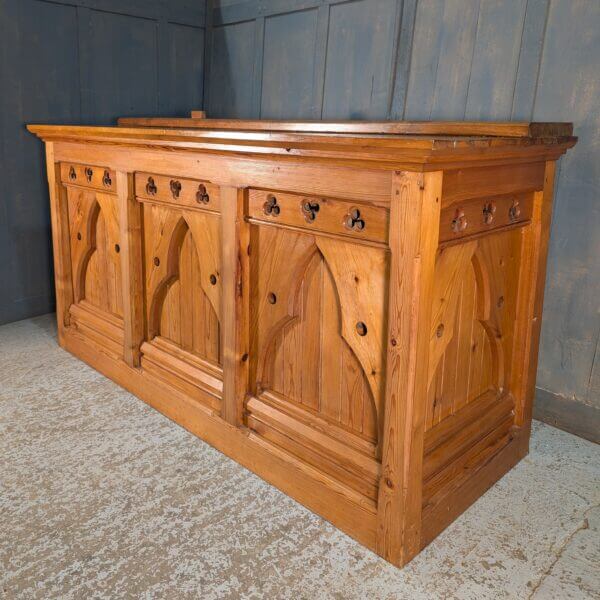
<box><xmin>1</xmin><ymin>315</ymin><xmax>598</xmax><ymax>600</ymax></box>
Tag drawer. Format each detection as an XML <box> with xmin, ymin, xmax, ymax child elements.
<box><xmin>248</xmin><ymin>189</ymin><xmax>389</xmax><ymax>244</ymax></box>
<box><xmin>439</xmin><ymin>192</ymin><xmax>533</xmax><ymax>243</ymax></box>
<box><xmin>135</xmin><ymin>172</ymin><xmax>221</xmax><ymax>212</ymax></box>
<box><xmin>60</xmin><ymin>163</ymin><xmax>116</xmax><ymax>193</ymax></box>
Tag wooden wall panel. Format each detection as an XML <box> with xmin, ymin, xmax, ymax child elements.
<box><xmin>162</xmin><ymin>24</ymin><xmax>206</xmax><ymax>116</ymax></box>
<box><xmin>0</xmin><ymin>0</ymin><xmax>206</xmax><ymax>325</ymax></box>
<box><xmin>321</xmin><ymin>0</ymin><xmax>400</xmax><ymax>119</ymax></box>
<box><xmin>260</xmin><ymin>9</ymin><xmax>319</xmax><ymax>119</ymax></box>
<box><xmin>83</xmin><ymin>11</ymin><xmax>159</xmax><ymax>123</ymax></box>
<box><xmin>207</xmin><ymin>21</ymin><xmax>256</xmax><ymax>118</ymax></box>
<box><xmin>206</xmin><ymin>0</ymin><xmax>600</xmax><ymax>416</ymax></box>
<box><xmin>0</xmin><ymin>0</ymin><xmax>80</xmax><ymax>324</ymax></box>
<box><xmin>532</xmin><ymin>0</ymin><xmax>600</xmax><ymax>407</ymax></box>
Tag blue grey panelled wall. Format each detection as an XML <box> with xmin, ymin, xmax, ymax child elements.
<box><xmin>0</xmin><ymin>0</ymin><xmax>205</xmax><ymax>325</ymax></box>
<box><xmin>204</xmin><ymin>0</ymin><xmax>600</xmax><ymax>423</ymax></box>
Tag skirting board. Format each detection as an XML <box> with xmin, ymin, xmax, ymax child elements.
<box><xmin>534</xmin><ymin>387</ymin><xmax>599</xmax><ymax>444</ymax></box>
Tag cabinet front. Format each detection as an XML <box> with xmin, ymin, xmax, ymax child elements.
<box><xmin>61</xmin><ymin>163</ymin><xmax>124</xmax><ymax>358</ymax></box>
<box><xmin>245</xmin><ymin>190</ymin><xmax>390</xmax><ymax>502</ymax></box>
<box><xmin>136</xmin><ymin>173</ymin><xmax>223</xmax><ymax>413</ymax></box>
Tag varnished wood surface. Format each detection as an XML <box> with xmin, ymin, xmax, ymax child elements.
<box><xmin>117</xmin><ymin>118</ymin><xmax>573</xmax><ymax>139</ymax></box>
<box><xmin>31</xmin><ymin>119</ymin><xmax>575</xmax><ymax>568</ymax></box>
<box><xmin>28</xmin><ymin>124</ymin><xmax>576</xmax><ymax>172</ymax></box>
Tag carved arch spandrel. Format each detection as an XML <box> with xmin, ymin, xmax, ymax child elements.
<box><xmin>427</xmin><ymin>241</ymin><xmax>505</xmax><ymax>394</ymax></box>
<box><xmin>67</xmin><ymin>187</ymin><xmax>100</xmax><ymax>303</ymax></box>
<box><xmin>315</xmin><ymin>237</ymin><xmax>388</xmax><ymax>416</ymax></box>
<box><xmin>145</xmin><ymin>205</ymin><xmax>222</xmax><ymax>341</ymax></box>
<box><xmin>253</xmin><ymin>227</ymin><xmax>319</xmax><ymax>389</ymax></box>
<box><xmin>428</xmin><ymin>242</ymin><xmax>477</xmax><ymax>387</ymax></box>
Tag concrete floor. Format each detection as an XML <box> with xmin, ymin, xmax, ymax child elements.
<box><xmin>0</xmin><ymin>315</ymin><xmax>598</xmax><ymax>600</ymax></box>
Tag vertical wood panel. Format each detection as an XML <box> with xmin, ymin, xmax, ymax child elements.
<box><xmin>2</xmin><ymin>0</ymin><xmax>206</xmax><ymax>325</ymax></box>
<box><xmin>533</xmin><ymin>0</ymin><xmax>600</xmax><ymax>406</ymax></box>
<box><xmin>389</xmin><ymin>0</ymin><xmax>418</xmax><ymax>120</ymax></box>
<box><xmin>465</xmin><ymin>0</ymin><xmax>527</xmax><ymax>120</ymax></box>
<box><xmin>86</xmin><ymin>11</ymin><xmax>158</xmax><ymax>123</ymax></box>
<box><xmin>403</xmin><ymin>0</ymin><xmax>445</xmax><ymax>120</ymax></box>
<box><xmin>161</xmin><ymin>23</ymin><xmax>205</xmax><ymax>116</ymax></box>
<box><xmin>261</xmin><ymin>9</ymin><xmax>319</xmax><ymax>119</ymax></box>
<box><xmin>511</xmin><ymin>0</ymin><xmax>550</xmax><ymax>120</ymax></box>
<box><xmin>429</xmin><ymin>0</ymin><xmax>479</xmax><ymax>120</ymax></box>
<box><xmin>322</xmin><ymin>0</ymin><xmax>399</xmax><ymax>119</ymax></box>
<box><xmin>208</xmin><ymin>21</ymin><xmax>257</xmax><ymax>117</ymax></box>
<box><xmin>0</xmin><ymin>0</ymin><xmax>80</xmax><ymax>325</ymax></box>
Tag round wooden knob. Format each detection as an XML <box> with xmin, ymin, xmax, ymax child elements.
<box><xmin>114</xmin><ymin>244</ymin><xmax>120</xmax><ymax>253</ymax></box>
<box><xmin>267</xmin><ymin>292</ymin><xmax>277</xmax><ymax>304</ymax></box>
<box><xmin>209</xmin><ymin>274</ymin><xmax>217</xmax><ymax>285</ymax></box>
<box><xmin>153</xmin><ymin>257</ymin><xmax>160</xmax><ymax>267</ymax></box>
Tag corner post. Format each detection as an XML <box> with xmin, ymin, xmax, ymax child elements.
<box><xmin>512</xmin><ymin>161</ymin><xmax>557</xmax><ymax>444</ymax></box>
<box><xmin>117</xmin><ymin>171</ymin><xmax>145</xmax><ymax>367</ymax></box>
<box><xmin>45</xmin><ymin>143</ymin><xmax>74</xmax><ymax>344</ymax></box>
<box><xmin>220</xmin><ymin>186</ymin><xmax>250</xmax><ymax>425</ymax></box>
<box><xmin>376</xmin><ymin>170</ymin><xmax>442</xmax><ymax>566</ymax></box>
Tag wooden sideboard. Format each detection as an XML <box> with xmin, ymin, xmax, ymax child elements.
<box><xmin>28</xmin><ymin>118</ymin><xmax>576</xmax><ymax>567</ymax></box>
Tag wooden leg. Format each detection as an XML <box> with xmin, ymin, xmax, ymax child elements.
<box><xmin>118</xmin><ymin>171</ymin><xmax>145</xmax><ymax>367</ymax></box>
<box><xmin>376</xmin><ymin>170</ymin><xmax>442</xmax><ymax>567</ymax></box>
<box><xmin>512</xmin><ymin>161</ymin><xmax>556</xmax><ymax>444</ymax></box>
<box><xmin>45</xmin><ymin>143</ymin><xmax>73</xmax><ymax>343</ymax></box>
<box><xmin>220</xmin><ymin>186</ymin><xmax>250</xmax><ymax>426</ymax></box>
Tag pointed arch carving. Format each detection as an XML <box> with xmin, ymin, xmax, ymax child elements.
<box><xmin>426</xmin><ymin>239</ymin><xmax>510</xmax><ymax>429</ymax></box>
<box><xmin>67</xmin><ymin>187</ymin><xmax>123</xmax><ymax>318</ymax></box>
<box><xmin>144</xmin><ymin>206</ymin><xmax>221</xmax><ymax>364</ymax></box>
<box><xmin>254</xmin><ymin>227</ymin><xmax>385</xmax><ymax>442</ymax></box>
<box><xmin>69</xmin><ymin>191</ymin><xmax>100</xmax><ymax>303</ymax></box>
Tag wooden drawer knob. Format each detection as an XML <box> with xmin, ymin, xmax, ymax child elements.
<box><xmin>69</xmin><ymin>166</ymin><xmax>77</xmax><ymax>181</ymax></box>
<box><xmin>267</xmin><ymin>292</ymin><xmax>277</xmax><ymax>304</ymax></box>
<box><xmin>356</xmin><ymin>321</ymin><xmax>367</xmax><ymax>336</ymax></box>
<box><xmin>263</xmin><ymin>195</ymin><xmax>280</xmax><ymax>216</ymax></box>
<box><xmin>209</xmin><ymin>274</ymin><xmax>217</xmax><ymax>285</ymax></box>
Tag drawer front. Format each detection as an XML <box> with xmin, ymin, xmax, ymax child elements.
<box><xmin>439</xmin><ymin>192</ymin><xmax>532</xmax><ymax>243</ymax></box>
<box><xmin>135</xmin><ymin>172</ymin><xmax>221</xmax><ymax>212</ymax></box>
<box><xmin>248</xmin><ymin>189</ymin><xmax>389</xmax><ymax>244</ymax></box>
<box><xmin>60</xmin><ymin>163</ymin><xmax>116</xmax><ymax>193</ymax></box>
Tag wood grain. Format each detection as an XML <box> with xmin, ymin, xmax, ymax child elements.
<box><xmin>376</xmin><ymin>171</ymin><xmax>442</xmax><ymax>566</ymax></box>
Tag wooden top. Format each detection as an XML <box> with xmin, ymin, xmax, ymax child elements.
<box><xmin>117</xmin><ymin>118</ymin><xmax>573</xmax><ymax>139</ymax></box>
<box><xmin>28</xmin><ymin>119</ymin><xmax>576</xmax><ymax>170</ymax></box>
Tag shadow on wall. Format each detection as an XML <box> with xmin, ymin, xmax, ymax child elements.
<box><xmin>0</xmin><ymin>0</ymin><xmax>206</xmax><ymax>325</ymax></box>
